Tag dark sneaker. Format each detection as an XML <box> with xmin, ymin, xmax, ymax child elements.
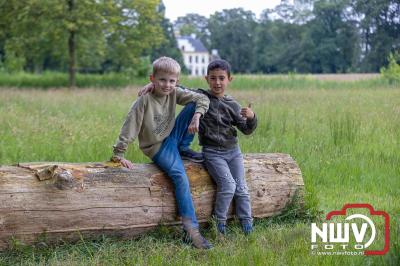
<box><xmin>180</xmin><ymin>149</ymin><xmax>204</xmax><ymax>163</ymax></box>
<box><xmin>242</xmin><ymin>222</ymin><xmax>253</xmax><ymax>235</ymax></box>
<box><xmin>185</xmin><ymin>228</ymin><xmax>213</xmax><ymax>249</ymax></box>
<box><xmin>182</xmin><ymin>218</ymin><xmax>213</xmax><ymax>249</ymax></box>
<box><xmin>217</xmin><ymin>223</ymin><xmax>226</xmax><ymax>235</ymax></box>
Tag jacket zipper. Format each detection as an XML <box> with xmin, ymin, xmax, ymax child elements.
<box><xmin>217</xmin><ymin>99</ymin><xmax>221</xmax><ymax>149</ymax></box>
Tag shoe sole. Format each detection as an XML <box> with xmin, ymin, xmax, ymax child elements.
<box><xmin>180</xmin><ymin>156</ymin><xmax>204</xmax><ymax>163</ymax></box>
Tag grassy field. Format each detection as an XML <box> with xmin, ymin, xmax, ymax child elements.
<box><xmin>0</xmin><ymin>77</ymin><xmax>399</xmax><ymax>265</ymax></box>
<box><xmin>0</xmin><ymin>71</ymin><xmax>396</xmax><ymax>90</ymax></box>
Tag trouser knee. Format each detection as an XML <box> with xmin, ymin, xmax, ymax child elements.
<box><xmin>235</xmin><ymin>185</ymin><xmax>249</xmax><ymax>192</ymax></box>
<box><xmin>219</xmin><ymin>182</ymin><xmax>236</xmax><ymax>196</ymax></box>
<box><xmin>180</xmin><ymin>102</ymin><xmax>196</xmax><ymax>116</ymax></box>
<box><xmin>169</xmin><ymin>172</ymin><xmax>190</xmax><ymax>189</ymax></box>
<box><xmin>184</xmin><ymin>102</ymin><xmax>196</xmax><ymax>110</ymax></box>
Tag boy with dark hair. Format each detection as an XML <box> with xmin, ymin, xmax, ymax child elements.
<box><xmin>112</xmin><ymin>57</ymin><xmax>212</xmax><ymax>249</ymax></box>
<box><xmin>200</xmin><ymin>59</ymin><xmax>257</xmax><ymax>235</ymax></box>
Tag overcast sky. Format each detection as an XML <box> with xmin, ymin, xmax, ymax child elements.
<box><xmin>163</xmin><ymin>0</ymin><xmax>281</xmax><ymax>22</ymax></box>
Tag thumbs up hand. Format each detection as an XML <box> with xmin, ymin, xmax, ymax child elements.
<box><xmin>240</xmin><ymin>103</ymin><xmax>255</xmax><ymax>119</ymax></box>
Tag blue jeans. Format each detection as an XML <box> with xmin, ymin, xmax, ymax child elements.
<box><xmin>152</xmin><ymin>103</ymin><xmax>199</xmax><ymax>228</ymax></box>
<box><xmin>203</xmin><ymin>146</ymin><xmax>252</xmax><ymax>225</ymax></box>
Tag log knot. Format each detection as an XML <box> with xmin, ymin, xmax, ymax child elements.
<box><xmin>54</xmin><ymin>170</ymin><xmax>75</xmax><ymax>190</ymax></box>
<box><xmin>35</xmin><ymin>165</ymin><xmax>58</xmax><ymax>181</ymax></box>
<box><xmin>34</xmin><ymin>165</ymin><xmax>78</xmax><ymax>190</ymax></box>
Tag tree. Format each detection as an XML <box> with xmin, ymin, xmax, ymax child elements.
<box><xmin>0</xmin><ymin>0</ymin><xmax>163</xmax><ymax>87</ymax></box>
<box><xmin>0</xmin><ymin>154</ymin><xmax>303</xmax><ymax>250</ymax></box>
<box><xmin>103</xmin><ymin>0</ymin><xmax>164</xmax><ymax>74</ymax></box>
<box><xmin>255</xmin><ymin>19</ymin><xmax>305</xmax><ymax>73</ymax></box>
<box><xmin>150</xmin><ymin>1</ymin><xmax>185</xmax><ymax>73</ymax></box>
<box><xmin>350</xmin><ymin>0</ymin><xmax>400</xmax><ymax>72</ymax></box>
<box><xmin>208</xmin><ymin>8</ymin><xmax>257</xmax><ymax>73</ymax></box>
<box><xmin>256</xmin><ymin>1</ymin><xmax>362</xmax><ymax>74</ymax></box>
<box><xmin>302</xmin><ymin>0</ymin><xmax>359</xmax><ymax>73</ymax></box>
<box><xmin>174</xmin><ymin>13</ymin><xmax>210</xmax><ymax>48</ymax></box>
<box><xmin>269</xmin><ymin>0</ymin><xmax>314</xmax><ymax>24</ymax></box>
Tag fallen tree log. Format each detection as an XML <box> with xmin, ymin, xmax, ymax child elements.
<box><xmin>0</xmin><ymin>153</ymin><xmax>303</xmax><ymax>250</ymax></box>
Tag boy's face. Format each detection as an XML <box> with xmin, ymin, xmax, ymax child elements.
<box><xmin>205</xmin><ymin>69</ymin><xmax>232</xmax><ymax>98</ymax></box>
<box><xmin>150</xmin><ymin>71</ymin><xmax>179</xmax><ymax>96</ymax></box>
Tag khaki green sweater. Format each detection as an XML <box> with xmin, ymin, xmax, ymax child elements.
<box><xmin>113</xmin><ymin>87</ymin><xmax>210</xmax><ymax>159</ymax></box>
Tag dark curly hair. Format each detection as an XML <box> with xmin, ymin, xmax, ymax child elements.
<box><xmin>207</xmin><ymin>59</ymin><xmax>231</xmax><ymax>77</ymax></box>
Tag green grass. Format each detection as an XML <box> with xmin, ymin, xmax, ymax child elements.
<box><xmin>0</xmin><ymin>79</ymin><xmax>399</xmax><ymax>265</ymax></box>
<box><xmin>0</xmin><ymin>71</ymin><xmax>148</xmax><ymax>89</ymax></box>
<box><xmin>0</xmin><ymin>71</ymin><xmax>397</xmax><ymax>90</ymax></box>
<box><xmin>181</xmin><ymin>74</ymin><xmax>396</xmax><ymax>90</ymax></box>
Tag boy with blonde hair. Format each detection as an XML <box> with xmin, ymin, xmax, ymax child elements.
<box><xmin>111</xmin><ymin>57</ymin><xmax>212</xmax><ymax>249</ymax></box>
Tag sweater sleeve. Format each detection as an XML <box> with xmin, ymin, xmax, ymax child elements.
<box><xmin>112</xmin><ymin>97</ymin><xmax>145</xmax><ymax>158</ymax></box>
<box><xmin>232</xmin><ymin>101</ymin><xmax>258</xmax><ymax>135</ymax></box>
<box><xmin>175</xmin><ymin>87</ymin><xmax>210</xmax><ymax>115</ymax></box>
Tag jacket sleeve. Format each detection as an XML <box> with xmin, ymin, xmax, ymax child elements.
<box><xmin>175</xmin><ymin>86</ymin><xmax>210</xmax><ymax>115</ymax></box>
<box><xmin>112</xmin><ymin>97</ymin><xmax>145</xmax><ymax>158</ymax></box>
<box><xmin>232</xmin><ymin>101</ymin><xmax>257</xmax><ymax>135</ymax></box>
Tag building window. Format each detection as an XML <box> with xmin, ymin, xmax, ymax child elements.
<box><xmin>202</xmin><ymin>56</ymin><xmax>205</xmax><ymax>63</ymax></box>
<box><xmin>189</xmin><ymin>55</ymin><xmax>192</xmax><ymax>63</ymax></box>
<box><xmin>181</xmin><ymin>45</ymin><xmax>185</xmax><ymax>51</ymax></box>
<box><xmin>195</xmin><ymin>55</ymin><xmax>198</xmax><ymax>63</ymax></box>
<box><xmin>195</xmin><ymin>68</ymin><xmax>198</xmax><ymax>75</ymax></box>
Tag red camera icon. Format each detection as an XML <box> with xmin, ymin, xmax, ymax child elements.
<box><xmin>326</xmin><ymin>203</ymin><xmax>390</xmax><ymax>255</ymax></box>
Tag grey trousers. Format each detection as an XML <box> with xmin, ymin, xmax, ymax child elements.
<box><xmin>203</xmin><ymin>146</ymin><xmax>252</xmax><ymax>225</ymax></box>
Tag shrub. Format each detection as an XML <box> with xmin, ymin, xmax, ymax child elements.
<box><xmin>380</xmin><ymin>52</ymin><xmax>400</xmax><ymax>85</ymax></box>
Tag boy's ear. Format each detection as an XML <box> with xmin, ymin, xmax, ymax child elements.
<box><xmin>204</xmin><ymin>75</ymin><xmax>208</xmax><ymax>82</ymax></box>
<box><xmin>149</xmin><ymin>75</ymin><xmax>154</xmax><ymax>82</ymax></box>
<box><xmin>229</xmin><ymin>76</ymin><xmax>233</xmax><ymax>82</ymax></box>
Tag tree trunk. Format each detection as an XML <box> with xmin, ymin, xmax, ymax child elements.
<box><xmin>0</xmin><ymin>153</ymin><xmax>303</xmax><ymax>250</ymax></box>
<box><xmin>67</xmin><ymin>0</ymin><xmax>76</xmax><ymax>88</ymax></box>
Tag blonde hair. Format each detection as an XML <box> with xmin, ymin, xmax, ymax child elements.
<box><xmin>152</xmin><ymin>57</ymin><xmax>181</xmax><ymax>76</ymax></box>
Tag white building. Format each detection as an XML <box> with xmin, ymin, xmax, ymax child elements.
<box><xmin>177</xmin><ymin>35</ymin><xmax>210</xmax><ymax>76</ymax></box>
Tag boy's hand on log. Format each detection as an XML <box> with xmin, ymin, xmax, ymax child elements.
<box><xmin>188</xmin><ymin>112</ymin><xmax>201</xmax><ymax>134</ymax></box>
<box><xmin>120</xmin><ymin>158</ymin><xmax>134</xmax><ymax>169</ymax></box>
<box><xmin>138</xmin><ymin>83</ymin><xmax>154</xmax><ymax>96</ymax></box>
<box><xmin>241</xmin><ymin>103</ymin><xmax>255</xmax><ymax>119</ymax></box>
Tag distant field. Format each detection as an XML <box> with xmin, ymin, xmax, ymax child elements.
<box><xmin>0</xmin><ymin>79</ymin><xmax>399</xmax><ymax>265</ymax></box>
<box><xmin>229</xmin><ymin>73</ymin><xmax>380</xmax><ymax>81</ymax></box>
<box><xmin>0</xmin><ymin>72</ymin><xmax>392</xmax><ymax>90</ymax></box>
<box><xmin>304</xmin><ymin>73</ymin><xmax>380</xmax><ymax>81</ymax></box>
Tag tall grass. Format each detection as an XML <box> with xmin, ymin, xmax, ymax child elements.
<box><xmin>181</xmin><ymin>74</ymin><xmax>396</xmax><ymax>90</ymax></box>
<box><xmin>0</xmin><ymin>71</ymin><xmax>397</xmax><ymax>90</ymax></box>
<box><xmin>0</xmin><ymin>72</ymin><xmax>148</xmax><ymax>89</ymax></box>
<box><xmin>0</xmin><ymin>82</ymin><xmax>399</xmax><ymax>265</ymax></box>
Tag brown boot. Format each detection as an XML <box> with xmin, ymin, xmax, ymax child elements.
<box><xmin>182</xmin><ymin>218</ymin><xmax>213</xmax><ymax>249</ymax></box>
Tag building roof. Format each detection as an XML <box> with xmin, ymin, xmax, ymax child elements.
<box><xmin>178</xmin><ymin>35</ymin><xmax>208</xmax><ymax>53</ymax></box>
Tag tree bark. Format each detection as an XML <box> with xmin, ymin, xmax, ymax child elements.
<box><xmin>67</xmin><ymin>0</ymin><xmax>76</xmax><ymax>88</ymax></box>
<box><xmin>0</xmin><ymin>153</ymin><xmax>303</xmax><ymax>250</ymax></box>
